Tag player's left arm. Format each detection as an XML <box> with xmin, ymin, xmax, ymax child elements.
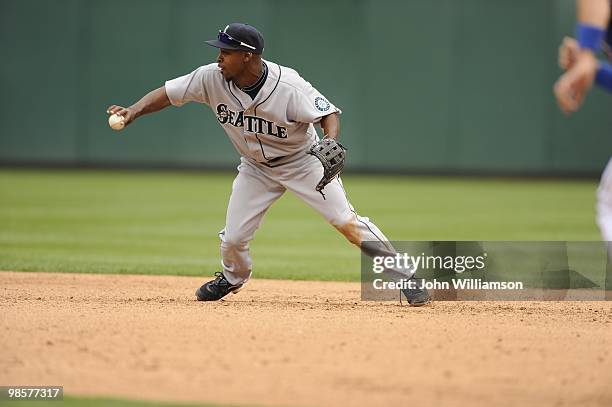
<box><xmin>320</xmin><ymin>112</ymin><xmax>340</xmax><ymax>141</ymax></box>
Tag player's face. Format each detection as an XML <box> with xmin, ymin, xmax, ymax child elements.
<box><xmin>217</xmin><ymin>49</ymin><xmax>247</xmax><ymax>82</ymax></box>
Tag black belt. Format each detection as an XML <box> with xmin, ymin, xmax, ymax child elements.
<box><xmin>260</xmin><ymin>155</ymin><xmax>286</xmax><ymax>167</ymax></box>
<box><xmin>268</xmin><ymin>156</ymin><xmax>284</xmax><ymax>162</ymax></box>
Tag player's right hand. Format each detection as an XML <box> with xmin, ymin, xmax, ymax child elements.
<box><xmin>106</xmin><ymin>105</ymin><xmax>136</xmax><ymax>126</ymax></box>
<box><xmin>558</xmin><ymin>36</ymin><xmax>579</xmax><ymax>71</ymax></box>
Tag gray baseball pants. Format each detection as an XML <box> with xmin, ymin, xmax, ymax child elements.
<box><xmin>219</xmin><ymin>153</ymin><xmax>412</xmax><ymax>285</ymax></box>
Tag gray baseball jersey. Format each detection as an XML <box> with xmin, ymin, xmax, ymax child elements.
<box><xmin>164</xmin><ymin>59</ymin><xmax>412</xmax><ymax>287</ymax></box>
<box><xmin>165</xmin><ymin>60</ymin><xmax>340</xmax><ymax>164</ymax></box>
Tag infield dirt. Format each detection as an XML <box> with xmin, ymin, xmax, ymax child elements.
<box><xmin>1</xmin><ymin>271</ymin><xmax>611</xmax><ymax>407</ymax></box>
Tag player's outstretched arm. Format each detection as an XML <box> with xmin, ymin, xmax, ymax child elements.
<box><xmin>106</xmin><ymin>86</ymin><xmax>171</xmax><ymax>127</ymax></box>
<box><xmin>553</xmin><ymin>0</ymin><xmax>610</xmax><ymax>114</ymax></box>
<box><xmin>320</xmin><ymin>112</ymin><xmax>340</xmax><ymax>141</ymax></box>
<box><xmin>557</xmin><ymin>0</ymin><xmax>610</xmax><ymax>72</ymax></box>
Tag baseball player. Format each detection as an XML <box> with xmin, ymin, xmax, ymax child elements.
<box><xmin>555</xmin><ymin>1</ymin><xmax>611</xmax><ymax>239</ymax></box>
<box><xmin>107</xmin><ymin>23</ymin><xmax>430</xmax><ymax>306</ymax></box>
<box><xmin>554</xmin><ymin>0</ymin><xmax>611</xmax><ymax>297</ymax></box>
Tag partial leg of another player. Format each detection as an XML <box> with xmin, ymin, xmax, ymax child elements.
<box><xmin>596</xmin><ymin>157</ymin><xmax>612</xmax><ymax>299</ymax></box>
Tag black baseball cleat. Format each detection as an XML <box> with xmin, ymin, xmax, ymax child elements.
<box><xmin>401</xmin><ymin>278</ymin><xmax>432</xmax><ymax>307</ymax></box>
<box><xmin>195</xmin><ymin>271</ymin><xmax>244</xmax><ymax>301</ymax></box>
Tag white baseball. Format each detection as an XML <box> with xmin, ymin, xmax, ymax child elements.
<box><xmin>108</xmin><ymin>113</ymin><xmax>125</xmax><ymax>130</ymax></box>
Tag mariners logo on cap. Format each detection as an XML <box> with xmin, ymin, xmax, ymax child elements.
<box><xmin>314</xmin><ymin>97</ymin><xmax>331</xmax><ymax>112</ymax></box>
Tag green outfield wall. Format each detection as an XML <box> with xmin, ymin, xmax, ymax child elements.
<box><xmin>1</xmin><ymin>0</ymin><xmax>610</xmax><ymax>173</ymax></box>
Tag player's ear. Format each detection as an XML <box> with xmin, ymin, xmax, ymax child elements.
<box><xmin>244</xmin><ymin>52</ymin><xmax>252</xmax><ymax>62</ymax></box>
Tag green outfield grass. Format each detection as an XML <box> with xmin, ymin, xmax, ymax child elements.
<box><xmin>0</xmin><ymin>169</ymin><xmax>601</xmax><ymax>281</ymax></box>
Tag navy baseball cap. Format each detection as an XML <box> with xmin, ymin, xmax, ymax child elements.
<box><xmin>205</xmin><ymin>23</ymin><xmax>265</xmax><ymax>54</ymax></box>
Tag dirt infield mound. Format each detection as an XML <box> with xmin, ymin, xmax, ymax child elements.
<box><xmin>1</xmin><ymin>271</ymin><xmax>611</xmax><ymax>407</ymax></box>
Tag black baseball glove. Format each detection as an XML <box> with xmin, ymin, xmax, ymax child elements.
<box><xmin>307</xmin><ymin>138</ymin><xmax>347</xmax><ymax>199</ymax></box>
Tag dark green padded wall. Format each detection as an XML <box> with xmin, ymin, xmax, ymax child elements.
<box><xmin>0</xmin><ymin>0</ymin><xmax>610</xmax><ymax>173</ymax></box>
